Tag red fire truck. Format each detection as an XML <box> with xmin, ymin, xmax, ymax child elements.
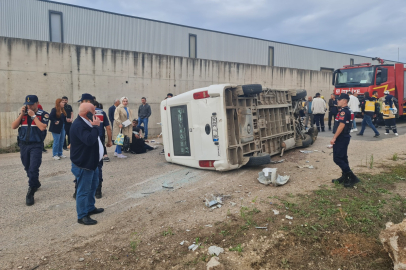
<box><xmin>332</xmin><ymin>59</ymin><xmax>406</xmax><ymax>117</ymax></box>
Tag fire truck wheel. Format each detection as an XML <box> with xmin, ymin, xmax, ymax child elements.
<box><xmin>292</xmin><ymin>89</ymin><xmax>307</xmax><ymax>101</ymax></box>
<box><xmin>300</xmin><ymin>134</ymin><xmax>313</xmax><ymax>148</ymax></box>
<box><xmin>244</xmin><ymin>153</ymin><xmax>271</xmax><ymax>167</ymax></box>
<box><xmin>242</xmin><ymin>84</ymin><xmax>263</xmax><ymax>96</ymax></box>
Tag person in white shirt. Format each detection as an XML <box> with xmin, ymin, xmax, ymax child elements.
<box><xmin>311</xmin><ymin>93</ymin><xmax>327</xmax><ymax>132</ymax></box>
<box><xmin>348</xmin><ymin>92</ymin><xmax>360</xmax><ymax>132</ymax></box>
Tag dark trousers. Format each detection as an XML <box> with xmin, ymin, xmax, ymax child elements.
<box><xmin>64</xmin><ymin>123</ymin><xmax>72</xmax><ymax>148</ymax></box>
<box><xmin>333</xmin><ymin>136</ymin><xmax>351</xmax><ymax>173</ymax></box>
<box><xmin>20</xmin><ymin>143</ymin><xmax>43</xmax><ymax>188</ymax></box>
<box><xmin>384</xmin><ymin>118</ymin><xmax>397</xmax><ymax>133</ymax></box>
<box><xmin>359</xmin><ymin>114</ymin><xmax>379</xmax><ymax>135</ymax></box>
<box><xmin>71</xmin><ymin>163</ymin><xmax>99</xmax><ymax>219</ymax></box>
<box><xmin>98</xmin><ymin>160</ymin><xmax>103</xmax><ymax>184</ymax></box>
<box><xmin>328</xmin><ymin>112</ymin><xmax>336</xmax><ymax>129</ymax></box>
<box><xmin>314</xmin><ymin>114</ymin><xmax>325</xmax><ymax>131</ymax></box>
<box><xmin>74</xmin><ymin>159</ymin><xmax>103</xmax><ymax>184</ymax></box>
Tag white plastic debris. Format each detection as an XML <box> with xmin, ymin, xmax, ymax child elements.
<box><xmin>300</xmin><ymin>150</ymin><xmax>313</xmax><ymax>154</ymax></box>
<box><xmin>205</xmin><ymin>195</ymin><xmax>223</xmax><ymax>208</ymax></box>
<box><xmin>298</xmin><ymin>165</ymin><xmax>314</xmax><ymax>169</ymax></box>
<box><xmin>180</xmin><ymin>241</ymin><xmax>185</xmax><ymax>246</ymax></box>
<box><xmin>208</xmin><ymin>246</ymin><xmax>224</xmax><ymax>256</ymax></box>
<box><xmin>258</xmin><ymin>168</ymin><xmax>290</xmax><ymax>186</ymax></box>
<box><xmin>270</xmin><ymin>159</ymin><xmax>285</xmax><ymax>164</ymax></box>
<box><xmin>276</xmin><ymin>175</ymin><xmax>290</xmax><ymax>185</ymax></box>
<box><xmin>285</xmin><ymin>215</ymin><xmax>293</xmax><ymax>220</ymax></box>
<box><xmin>273</xmin><ymin>210</ymin><xmax>280</xmax><ymax>215</ymax></box>
<box><xmin>188</xmin><ymin>244</ymin><xmax>199</xmax><ymax>251</ymax></box>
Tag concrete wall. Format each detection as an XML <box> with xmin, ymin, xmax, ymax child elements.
<box><xmin>0</xmin><ymin>37</ymin><xmax>334</xmax><ymax>139</ymax></box>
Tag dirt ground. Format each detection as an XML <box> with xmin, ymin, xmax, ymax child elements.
<box><xmin>1</xmin><ymin>127</ymin><xmax>406</xmax><ymax>270</ymax></box>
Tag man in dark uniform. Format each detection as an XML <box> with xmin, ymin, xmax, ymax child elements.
<box><xmin>328</xmin><ymin>94</ymin><xmax>338</xmax><ymax>131</ymax></box>
<box><xmin>331</xmin><ymin>93</ymin><xmax>360</xmax><ymax>188</ymax></box>
<box><xmin>11</xmin><ymin>95</ymin><xmax>49</xmax><ymax>205</ymax></box>
<box><xmin>62</xmin><ymin>96</ymin><xmax>73</xmax><ymax>150</ymax></box>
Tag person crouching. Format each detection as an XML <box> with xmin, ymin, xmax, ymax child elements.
<box><xmin>70</xmin><ymin>103</ymin><xmax>104</xmax><ymax>225</ymax></box>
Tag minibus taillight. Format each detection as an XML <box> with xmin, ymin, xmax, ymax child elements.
<box><xmin>193</xmin><ymin>91</ymin><xmax>210</xmax><ymax>100</ymax></box>
<box><xmin>199</xmin><ymin>160</ymin><xmax>215</xmax><ymax>167</ymax></box>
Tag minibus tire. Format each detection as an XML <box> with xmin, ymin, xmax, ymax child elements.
<box><xmin>306</xmin><ymin>127</ymin><xmax>318</xmax><ymax>143</ymax></box>
<box><xmin>300</xmin><ymin>134</ymin><xmax>313</xmax><ymax>148</ymax></box>
<box><xmin>242</xmin><ymin>84</ymin><xmax>263</xmax><ymax>96</ymax></box>
<box><xmin>292</xmin><ymin>89</ymin><xmax>307</xmax><ymax>101</ymax></box>
<box><xmin>244</xmin><ymin>154</ymin><xmax>271</xmax><ymax>167</ymax></box>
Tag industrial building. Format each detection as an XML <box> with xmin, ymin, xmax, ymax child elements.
<box><xmin>0</xmin><ymin>0</ymin><xmax>399</xmax><ymax>71</ymax></box>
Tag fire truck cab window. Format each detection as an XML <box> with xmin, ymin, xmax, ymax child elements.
<box><xmin>336</xmin><ymin>67</ymin><xmax>374</xmax><ymax>87</ymax></box>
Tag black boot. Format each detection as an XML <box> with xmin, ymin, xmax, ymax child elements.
<box><xmin>73</xmin><ymin>183</ymin><xmax>77</xmax><ymax>200</ymax></box>
<box><xmin>26</xmin><ymin>187</ymin><xmax>38</xmax><ymax>206</ymax></box>
<box><xmin>332</xmin><ymin>173</ymin><xmax>345</xmax><ymax>184</ymax></box>
<box><xmin>95</xmin><ymin>183</ymin><xmax>102</xmax><ymax>199</ymax></box>
<box><xmin>344</xmin><ymin>171</ymin><xmax>360</xmax><ymax>188</ymax></box>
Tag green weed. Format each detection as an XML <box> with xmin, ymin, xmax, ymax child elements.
<box><xmin>161</xmin><ymin>228</ymin><xmax>174</xmax><ymax>237</ymax></box>
<box><xmin>229</xmin><ymin>244</ymin><xmax>243</xmax><ymax>253</ymax></box>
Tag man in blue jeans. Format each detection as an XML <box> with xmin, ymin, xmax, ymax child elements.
<box><xmin>357</xmin><ymin>92</ymin><xmax>380</xmax><ymax>138</ymax></box>
<box><xmin>70</xmin><ymin>102</ymin><xmax>104</xmax><ymax>225</ymax></box>
<box><xmin>137</xmin><ymin>97</ymin><xmax>151</xmax><ymax>139</ymax></box>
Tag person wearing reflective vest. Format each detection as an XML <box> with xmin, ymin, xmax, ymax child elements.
<box><xmin>331</xmin><ymin>93</ymin><xmax>360</xmax><ymax>188</ymax></box>
<box><xmin>11</xmin><ymin>95</ymin><xmax>49</xmax><ymax>206</ymax></box>
<box><xmin>357</xmin><ymin>92</ymin><xmax>380</xmax><ymax>138</ymax></box>
<box><xmin>382</xmin><ymin>91</ymin><xmax>398</xmax><ymax>136</ymax></box>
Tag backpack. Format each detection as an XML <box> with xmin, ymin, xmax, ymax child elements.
<box><xmin>122</xmin><ymin>135</ymin><xmax>131</xmax><ymax>152</ymax></box>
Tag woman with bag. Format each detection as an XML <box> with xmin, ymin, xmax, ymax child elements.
<box><xmin>49</xmin><ymin>98</ymin><xmax>67</xmax><ymax>160</ymax></box>
<box><xmin>113</xmin><ymin>97</ymin><xmax>134</xmax><ymax>158</ymax></box>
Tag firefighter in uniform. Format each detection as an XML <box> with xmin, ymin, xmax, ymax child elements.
<box><xmin>11</xmin><ymin>95</ymin><xmax>49</xmax><ymax>205</ymax></box>
<box><xmin>330</xmin><ymin>93</ymin><xmax>360</xmax><ymax>188</ymax></box>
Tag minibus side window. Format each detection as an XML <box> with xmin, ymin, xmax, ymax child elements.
<box><xmin>170</xmin><ymin>105</ymin><xmax>191</xmax><ymax>156</ymax></box>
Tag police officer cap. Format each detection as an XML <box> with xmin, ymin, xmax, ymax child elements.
<box><xmin>337</xmin><ymin>93</ymin><xmax>350</xmax><ymax>101</ymax></box>
<box><xmin>78</xmin><ymin>93</ymin><xmax>94</xmax><ymax>102</ymax></box>
<box><xmin>384</xmin><ymin>90</ymin><xmax>390</xmax><ymax>95</ymax></box>
<box><xmin>315</xmin><ymin>93</ymin><xmax>321</xmax><ymax>97</ymax></box>
<box><xmin>24</xmin><ymin>95</ymin><xmax>38</xmax><ymax>105</ymax></box>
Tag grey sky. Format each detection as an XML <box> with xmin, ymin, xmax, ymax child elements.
<box><xmin>55</xmin><ymin>0</ymin><xmax>406</xmax><ymax>62</ymax></box>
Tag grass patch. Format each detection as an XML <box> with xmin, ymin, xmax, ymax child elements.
<box><xmin>161</xmin><ymin>228</ymin><xmax>174</xmax><ymax>237</ymax></box>
<box><xmin>393</xmin><ymin>153</ymin><xmax>398</xmax><ymax>161</ymax></box>
<box><xmin>229</xmin><ymin>244</ymin><xmax>243</xmax><ymax>253</ymax></box>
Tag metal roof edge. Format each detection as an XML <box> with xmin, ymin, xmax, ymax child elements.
<box><xmin>37</xmin><ymin>0</ymin><xmax>402</xmax><ymax>63</ymax></box>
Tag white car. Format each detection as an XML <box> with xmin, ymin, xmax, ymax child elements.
<box><xmin>160</xmin><ymin>84</ymin><xmax>316</xmax><ymax>171</ymax></box>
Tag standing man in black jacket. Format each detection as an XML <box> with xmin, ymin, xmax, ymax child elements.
<box><xmin>62</xmin><ymin>96</ymin><xmax>73</xmax><ymax>150</ymax></box>
<box><xmin>328</xmin><ymin>94</ymin><xmax>338</xmax><ymax>131</ymax></box>
<box><xmin>108</xmin><ymin>99</ymin><xmax>120</xmax><ymax>134</ymax></box>
<box><xmin>137</xmin><ymin>97</ymin><xmax>152</xmax><ymax>139</ymax></box>
<box><xmin>70</xmin><ymin>102</ymin><xmax>104</xmax><ymax>225</ymax></box>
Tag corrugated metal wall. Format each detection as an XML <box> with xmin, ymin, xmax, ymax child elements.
<box><xmin>0</xmin><ymin>0</ymin><xmax>399</xmax><ymax>70</ymax></box>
